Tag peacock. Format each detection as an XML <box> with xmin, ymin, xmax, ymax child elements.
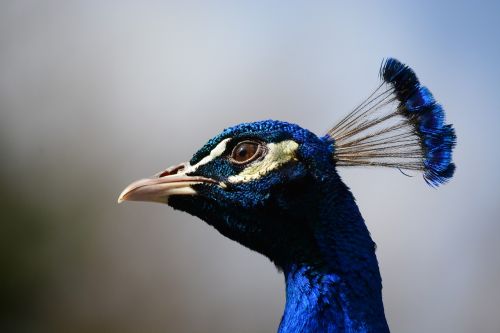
<box><xmin>118</xmin><ymin>58</ymin><xmax>456</xmax><ymax>333</ymax></box>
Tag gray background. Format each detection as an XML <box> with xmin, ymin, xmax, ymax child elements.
<box><xmin>1</xmin><ymin>1</ymin><xmax>499</xmax><ymax>332</ymax></box>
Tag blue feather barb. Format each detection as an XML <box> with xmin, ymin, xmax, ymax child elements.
<box><xmin>381</xmin><ymin>58</ymin><xmax>456</xmax><ymax>186</ymax></box>
<box><xmin>328</xmin><ymin>58</ymin><xmax>456</xmax><ymax>187</ymax></box>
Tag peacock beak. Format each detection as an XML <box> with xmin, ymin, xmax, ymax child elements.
<box><xmin>117</xmin><ymin>163</ymin><xmax>217</xmax><ymax>204</ymax></box>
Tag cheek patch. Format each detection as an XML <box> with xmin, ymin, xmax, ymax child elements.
<box><xmin>228</xmin><ymin>140</ymin><xmax>299</xmax><ymax>183</ymax></box>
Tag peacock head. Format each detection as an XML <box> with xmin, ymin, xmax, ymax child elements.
<box><xmin>118</xmin><ymin>58</ymin><xmax>456</xmax><ymax>268</ymax></box>
<box><xmin>118</xmin><ymin>120</ymin><xmax>340</xmax><ymax>267</ymax></box>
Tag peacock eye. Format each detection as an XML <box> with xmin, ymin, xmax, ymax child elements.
<box><xmin>230</xmin><ymin>141</ymin><xmax>263</xmax><ymax>164</ymax></box>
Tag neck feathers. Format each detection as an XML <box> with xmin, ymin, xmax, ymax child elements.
<box><xmin>279</xmin><ymin>181</ymin><xmax>390</xmax><ymax>333</ymax></box>
<box><xmin>279</xmin><ymin>264</ymin><xmax>389</xmax><ymax>333</ymax></box>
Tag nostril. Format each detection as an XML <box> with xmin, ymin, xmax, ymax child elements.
<box><xmin>158</xmin><ymin>163</ymin><xmax>186</xmax><ymax>178</ymax></box>
<box><xmin>158</xmin><ymin>170</ymin><xmax>172</xmax><ymax>178</ymax></box>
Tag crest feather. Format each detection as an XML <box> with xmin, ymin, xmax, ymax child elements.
<box><xmin>327</xmin><ymin>58</ymin><xmax>456</xmax><ymax>187</ymax></box>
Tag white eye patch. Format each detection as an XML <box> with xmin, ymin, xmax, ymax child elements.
<box><xmin>182</xmin><ymin>138</ymin><xmax>232</xmax><ymax>174</ymax></box>
<box><xmin>228</xmin><ymin>140</ymin><xmax>299</xmax><ymax>183</ymax></box>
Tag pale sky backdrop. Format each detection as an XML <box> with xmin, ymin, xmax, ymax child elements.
<box><xmin>1</xmin><ymin>1</ymin><xmax>499</xmax><ymax>332</ymax></box>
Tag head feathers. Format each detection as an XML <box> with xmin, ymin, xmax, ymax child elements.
<box><xmin>327</xmin><ymin>58</ymin><xmax>456</xmax><ymax>187</ymax></box>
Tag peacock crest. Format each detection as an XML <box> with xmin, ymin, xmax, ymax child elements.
<box><xmin>328</xmin><ymin>58</ymin><xmax>456</xmax><ymax>186</ymax></box>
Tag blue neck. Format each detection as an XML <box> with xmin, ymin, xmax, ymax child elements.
<box><xmin>278</xmin><ymin>264</ymin><xmax>389</xmax><ymax>333</ymax></box>
<box><xmin>278</xmin><ymin>182</ymin><xmax>390</xmax><ymax>333</ymax></box>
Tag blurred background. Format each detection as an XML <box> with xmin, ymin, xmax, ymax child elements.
<box><xmin>1</xmin><ymin>1</ymin><xmax>499</xmax><ymax>332</ymax></box>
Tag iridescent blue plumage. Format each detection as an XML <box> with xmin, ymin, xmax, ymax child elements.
<box><xmin>380</xmin><ymin>58</ymin><xmax>456</xmax><ymax>186</ymax></box>
<box><xmin>330</xmin><ymin>58</ymin><xmax>456</xmax><ymax>187</ymax></box>
<box><xmin>119</xmin><ymin>58</ymin><xmax>455</xmax><ymax>333</ymax></box>
<box><xmin>167</xmin><ymin>120</ymin><xmax>389</xmax><ymax>332</ymax></box>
